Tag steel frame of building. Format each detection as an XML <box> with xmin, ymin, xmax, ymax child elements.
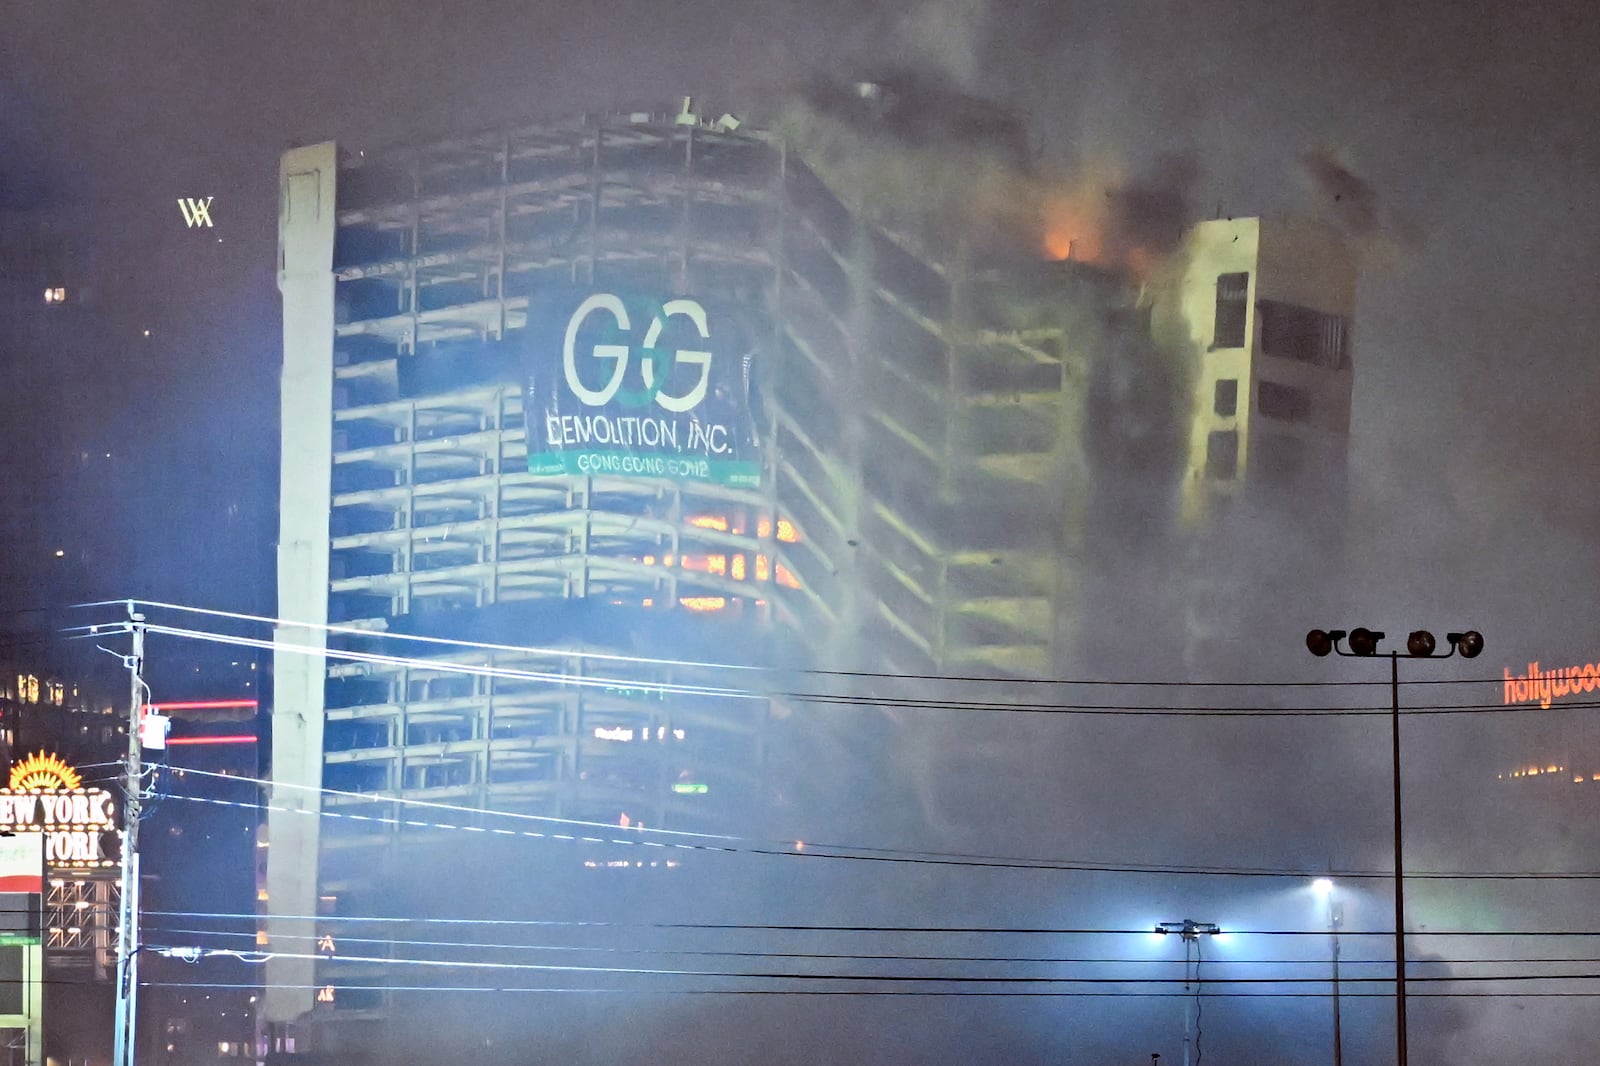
<box><xmin>269</xmin><ymin>99</ymin><xmax>1124</xmax><ymax>1030</ymax></box>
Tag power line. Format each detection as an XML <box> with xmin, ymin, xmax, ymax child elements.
<box><xmin>87</xmin><ymin>598</ymin><xmax>764</xmax><ymax>674</ymax></box>
<box><xmin>145</xmin><ymin>911</ymin><xmax>1600</xmax><ymax>939</ymax></box>
<box><xmin>91</xmin><ymin>597</ymin><xmax>1530</xmax><ymax>691</ymax></box>
<box><xmin>135</xmin><ymin>619</ymin><xmax>1563</xmax><ymax>717</ymax></box>
<box><xmin>136</xmin><ymin>942</ymin><xmax>1600</xmax><ymax>988</ymax></box>
<box><xmin>157</xmin><ymin>770</ymin><xmax>1600</xmax><ymax>884</ymax></box>
<box><xmin>133</xmin><ymin>980</ymin><xmax>1600</xmax><ymax>998</ymax></box>
<box><xmin>142</xmin><ymin>926</ymin><xmax>1600</xmax><ymax>969</ymax></box>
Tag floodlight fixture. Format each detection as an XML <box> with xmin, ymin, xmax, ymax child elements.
<box><xmin>1312</xmin><ymin>877</ymin><xmax>1334</xmax><ymax>898</ymax></box>
<box><xmin>1347</xmin><ymin>627</ymin><xmax>1384</xmax><ymax>656</ymax></box>
<box><xmin>1154</xmin><ymin>919</ymin><xmax>1222</xmax><ymax>941</ymax></box>
<box><xmin>1302</xmin><ymin>621</ymin><xmax>1486</xmax><ymax>1066</ymax></box>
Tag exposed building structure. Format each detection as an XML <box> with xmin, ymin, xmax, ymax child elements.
<box><xmin>267</xmin><ymin>89</ymin><xmax>1358</xmax><ymax>1047</ymax></box>
<box><xmin>1157</xmin><ymin>216</ymin><xmax>1356</xmax><ymax>529</ymax></box>
<box><xmin>1136</xmin><ymin>217</ymin><xmax>1358</xmax><ymax>675</ymax></box>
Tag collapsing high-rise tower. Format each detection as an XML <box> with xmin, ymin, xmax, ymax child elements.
<box><xmin>266</xmin><ymin>81</ymin><xmax>1355</xmax><ymax>1051</ymax></box>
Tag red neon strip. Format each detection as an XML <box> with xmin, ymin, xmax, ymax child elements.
<box><xmin>142</xmin><ymin>700</ymin><xmax>259</xmax><ymax>712</ymax></box>
<box><xmin>0</xmin><ymin>875</ymin><xmax>42</xmax><ymax>892</ymax></box>
<box><xmin>165</xmin><ymin>735</ymin><xmax>258</xmax><ymax>746</ymax></box>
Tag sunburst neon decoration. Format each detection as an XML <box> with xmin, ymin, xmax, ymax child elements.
<box><xmin>8</xmin><ymin>752</ymin><xmax>82</xmax><ymax>791</ymax></box>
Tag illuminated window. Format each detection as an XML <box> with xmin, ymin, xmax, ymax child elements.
<box><xmin>43</xmin><ymin>287</ymin><xmax>67</xmax><ymax>304</ymax></box>
<box><xmin>755</xmin><ymin>555</ymin><xmax>771</xmax><ymax>581</ymax></box>
<box><xmin>1213</xmin><ymin>379</ymin><xmax>1238</xmax><ymax>417</ymax></box>
<box><xmin>775</xmin><ymin>564</ymin><xmax>802</xmax><ymax>589</ymax></box>
<box><xmin>730</xmin><ymin>555</ymin><xmax>747</xmax><ymax>581</ymax></box>
<box><xmin>757</xmin><ymin>518</ymin><xmax>800</xmax><ymax>542</ymax></box>
<box><xmin>1212</xmin><ymin>273</ymin><xmax>1248</xmax><ymax>349</ymax></box>
<box><xmin>1205</xmin><ymin>431</ymin><xmax>1238</xmax><ymax>480</ymax></box>
<box><xmin>679</xmin><ymin>597</ymin><xmax>727</xmax><ymax>612</ymax></box>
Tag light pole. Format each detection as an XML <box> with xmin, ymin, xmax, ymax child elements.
<box><xmin>1155</xmin><ymin>920</ymin><xmax>1221</xmax><ymax>1066</ymax></box>
<box><xmin>1312</xmin><ymin>878</ymin><xmax>1343</xmax><ymax>1066</ymax></box>
<box><xmin>1306</xmin><ymin>627</ymin><xmax>1483</xmax><ymax>1066</ymax></box>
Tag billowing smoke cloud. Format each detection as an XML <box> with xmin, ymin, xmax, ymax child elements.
<box><xmin>1300</xmin><ymin>146</ymin><xmax>1380</xmax><ymax>235</ymax></box>
<box><xmin>1103</xmin><ymin>150</ymin><xmax>1201</xmax><ymax>262</ymax></box>
<box><xmin>1298</xmin><ymin>145</ymin><xmax>1424</xmax><ymax>269</ymax></box>
<box><xmin>891</xmin><ymin>0</ymin><xmax>992</xmax><ymax>88</ymax></box>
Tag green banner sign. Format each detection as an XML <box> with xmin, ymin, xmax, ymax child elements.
<box><xmin>525</xmin><ymin>291</ymin><xmax>764</xmax><ymax>488</ymax></box>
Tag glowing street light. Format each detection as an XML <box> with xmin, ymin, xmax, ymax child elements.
<box><xmin>1312</xmin><ymin>878</ymin><xmax>1344</xmax><ymax>1066</ymax></box>
<box><xmin>1155</xmin><ymin>920</ymin><xmax>1221</xmax><ymax>1066</ymax></box>
<box><xmin>1305</xmin><ymin>627</ymin><xmax>1483</xmax><ymax>1066</ymax></box>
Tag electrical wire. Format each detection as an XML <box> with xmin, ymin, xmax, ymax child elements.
<box><xmin>90</xmin><ymin>597</ymin><xmax>1526</xmax><ymax>691</ymax></box>
<box><xmin>144</xmin><ymin>909</ymin><xmax>1600</xmax><ymax>939</ymax></box>
<box><xmin>156</xmin><ymin>768</ymin><xmax>1600</xmax><ymax>883</ymax></box>
<box><xmin>127</xmin><ymin>619</ymin><xmax>1568</xmax><ymax>717</ymax></box>
<box><xmin>134</xmin><ymin>943</ymin><xmax>1600</xmax><ymax>988</ymax></box>
<box><xmin>144</xmin><ymin>925</ymin><xmax>1524</xmax><ymax>966</ymax></box>
<box><xmin>145</xmin><ymin>925</ymin><xmax>1600</xmax><ymax>971</ymax></box>
<box><xmin>85</xmin><ymin>598</ymin><xmax>765</xmax><ymax>674</ymax></box>
<box><xmin>128</xmin><ymin>979</ymin><xmax>1600</xmax><ymax>998</ymax></box>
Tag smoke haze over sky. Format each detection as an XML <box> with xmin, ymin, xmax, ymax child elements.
<box><xmin>4</xmin><ymin>1</ymin><xmax>1600</xmax><ymax>1061</ymax></box>
<box><xmin>5</xmin><ymin>0</ymin><xmax>1597</xmax><ymax>647</ymax></box>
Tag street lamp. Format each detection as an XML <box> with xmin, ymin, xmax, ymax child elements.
<box><xmin>1155</xmin><ymin>920</ymin><xmax>1221</xmax><ymax>1066</ymax></box>
<box><xmin>1305</xmin><ymin>627</ymin><xmax>1483</xmax><ymax>1066</ymax></box>
<box><xmin>1312</xmin><ymin>878</ymin><xmax>1344</xmax><ymax>1066</ymax></box>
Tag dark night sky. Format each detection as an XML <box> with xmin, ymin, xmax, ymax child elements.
<box><xmin>4</xmin><ymin>1</ymin><xmax>1600</xmax><ymax>1061</ymax></box>
<box><xmin>4</xmin><ymin>0</ymin><xmax>1597</xmax><ymax>647</ymax></box>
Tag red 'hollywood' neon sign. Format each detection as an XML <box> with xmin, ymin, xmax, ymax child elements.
<box><xmin>1504</xmin><ymin>661</ymin><xmax>1600</xmax><ymax>708</ymax></box>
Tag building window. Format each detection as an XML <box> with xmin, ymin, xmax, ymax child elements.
<box><xmin>43</xmin><ymin>287</ymin><xmax>67</xmax><ymax>304</ymax></box>
<box><xmin>1257</xmin><ymin>380</ymin><xmax>1312</xmax><ymax>422</ymax></box>
<box><xmin>1253</xmin><ymin>432</ymin><xmax>1307</xmax><ymax>486</ymax></box>
<box><xmin>1213</xmin><ymin>379</ymin><xmax>1238</xmax><ymax>417</ymax></box>
<box><xmin>1213</xmin><ymin>273</ymin><xmax>1249</xmax><ymax>349</ymax></box>
<box><xmin>1259</xmin><ymin>300</ymin><xmax>1348</xmax><ymax>369</ymax></box>
<box><xmin>1206</xmin><ymin>430</ymin><xmax>1239</xmax><ymax>480</ymax></box>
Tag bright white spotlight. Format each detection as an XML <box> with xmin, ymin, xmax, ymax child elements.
<box><xmin>1312</xmin><ymin>877</ymin><xmax>1334</xmax><ymax>897</ymax></box>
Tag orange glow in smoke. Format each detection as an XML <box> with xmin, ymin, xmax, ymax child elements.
<box><xmin>1041</xmin><ymin>184</ymin><xmax>1107</xmax><ymax>263</ymax></box>
<box><xmin>688</xmin><ymin>515</ymin><xmax>729</xmax><ymax>532</ymax></box>
<box><xmin>1039</xmin><ymin>164</ymin><xmax>1164</xmax><ymax>282</ymax></box>
<box><xmin>775</xmin><ymin>564</ymin><xmax>801</xmax><ymax>590</ymax></box>
<box><xmin>1042</xmin><ymin>216</ymin><xmax>1103</xmax><ymax>262</ymax></box>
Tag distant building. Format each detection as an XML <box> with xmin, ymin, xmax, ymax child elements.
<box><xmin>0</xmin><ymin>661</ymin><xmax>123</xmax><ymax>1066</ymax></box>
